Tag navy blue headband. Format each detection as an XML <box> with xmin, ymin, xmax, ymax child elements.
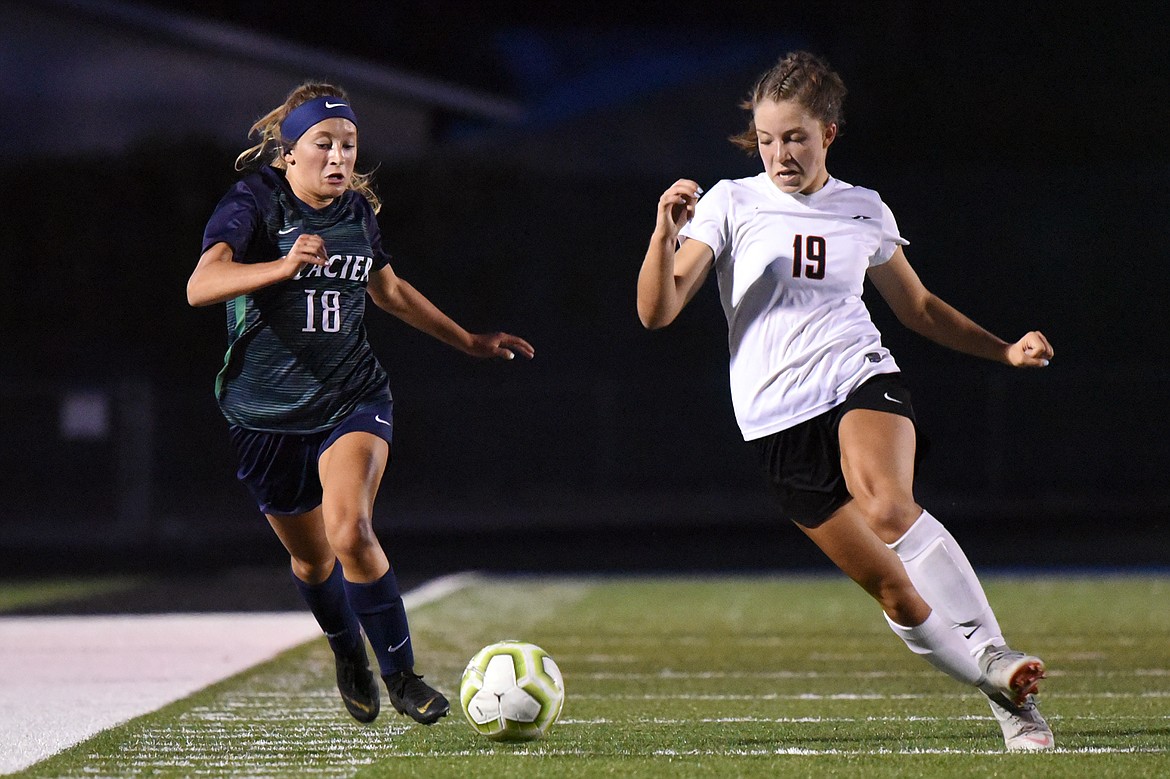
<box><xmin>280</xmin><ymin>96</ymin><xmax>359</xmax><ymax>144</ymax></box>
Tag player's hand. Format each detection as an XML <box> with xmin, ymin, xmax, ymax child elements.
<box><xmin>466</xmin><ymin>332</ymin><xmax>535</xmax><ymax>361</ymax></box>
<box><xmin>280</xmin><ymin>234</ymin><xmax>328</xmax><ymax>278</ymax></box>
<box><xmin>655</xmin><ymin>179</ymin><xmax>704</xmax><ymax>240</ymax></box>
<box><xmin>1006</xmin><ymin>330</ymin><xmax>1053</xmax><ymax>368</ymax></box>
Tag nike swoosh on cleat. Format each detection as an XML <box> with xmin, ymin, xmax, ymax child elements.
<box><xmin>388</xmin><ymin>637</ymin><xmax>410</xmax><ymax>652</ymax></box>
<box><xmin>342</xmin><ymin>694</ymin><xmax>375</xmax><ymax>714</ymax></box>
<box><xmin>1010</xmin><ymin>733</ymin><xmax>1054</xmax><ymax>750</ymax></box>
<box><xmin>416</xmin><ymin>696</ymin><xmax>438</xmax><ymax>714</ymax></box>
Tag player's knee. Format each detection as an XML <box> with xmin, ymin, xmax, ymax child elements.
<box><xmin>289</xmin><ymin>555</ymin><xmax>335</xmax><ymax>584</ymax></box>
<box><xmin>324</xmin><ymin>511</ymin><xmax>378</xmax><ymax>559</ymax></box>
<box><xmin>852</xmin><ymin>493</ymin><xmax>917</xmax><ymax>543</ymax></box>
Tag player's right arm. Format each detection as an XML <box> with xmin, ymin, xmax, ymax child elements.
<box><xmin>186</xmin><ymin>235</ymin><xmax>328</xmax><ymax>307</ymax></box>
<box><xmin>637</xmin><ymin>178</ymin><xmax>714</xmax><ymax>329</ymax></box>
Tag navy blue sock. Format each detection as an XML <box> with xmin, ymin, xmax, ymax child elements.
<box><xmin>292</xmin><ymin>562</ymin><xmax>363</xmax><ymax>657</ymax></box>
<box><xmin>344</xmin><ymin>569</ymin><xmax>414</xmax><ymax>676</ymax></box>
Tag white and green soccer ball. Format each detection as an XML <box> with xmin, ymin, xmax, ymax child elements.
<box><xmin>459</xmin><ymin>640</ymin><xmax>565</xmax><ymax>741</ymax></box>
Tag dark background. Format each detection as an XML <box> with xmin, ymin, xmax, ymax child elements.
<box><xmin>3</xmin><ymin>1</ymin><xmax>1168</xmax><ymax>580</ymax></box>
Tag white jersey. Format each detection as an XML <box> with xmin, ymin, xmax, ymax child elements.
<box><xmin>679</xmin><ymin>173</ymin><xmax>908</xmax><ymax>440</ymax></box>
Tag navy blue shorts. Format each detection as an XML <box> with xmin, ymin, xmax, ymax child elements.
<box><xmin>228</xmin><ymin>400</ymin><xmax>394</xmax><ymax>516</ymax></box>
<box><xmin>749</xmin><ymin>373</ymin><xmax>925</xmax><ymax>528</ymax></box>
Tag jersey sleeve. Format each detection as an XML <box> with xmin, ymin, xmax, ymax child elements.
<box><xmin>201</xmin><ymin>180</ymin><xmax>260</xmax><ymax>258</ymax></box>
<box><xmin>678</xmin><ymin>181</ymin><xmax>731</xmax><ymax>258</ymax></box>
<box><xmin>870</xmin><ymin>199</ymin><xmax>909</xmax><ymax>266</ymax></box>
<box><xmin>359</xmin><ymin>197</ymin><xmax>392</xmax><ymax>271</ymax></box>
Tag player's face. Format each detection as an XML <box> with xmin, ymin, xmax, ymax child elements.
<box><xmin>753</xmin><ymin>99</ymin><xmax>836</xmax><ymax>195</ymax></box>
<box><xmin>283</xmin><ymin>118</ymin><xmax>358</xmax><ymax>208</ymax></box>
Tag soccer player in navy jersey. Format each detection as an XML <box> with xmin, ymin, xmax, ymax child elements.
<box><xmin>188</xmin><ymin>82</ymin><xmax>533</xmax><ymax>726</ymax></box>
<box><xmin>637</xmin><ymin>52</ymin><xmax>1056</xmax><ymax>751</ymax></box>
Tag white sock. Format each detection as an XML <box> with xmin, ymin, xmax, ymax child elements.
<box><xmin>885</xmin><ymin>610</ymin><xmax>983</xmax><ymax>685</ymax></box>
<box><xmin>889</xmin><ymin>510</ymin><xmax>1003</xmax><ymax>657</ymax></box>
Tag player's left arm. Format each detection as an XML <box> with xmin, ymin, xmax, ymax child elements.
<box><xmin>867</xmin><ymin>246</ymin><xmax>1053</xmax><ymax>368</ymax></box>
<box><xmin>365</xmin><ymin>264</ymin><xmax>534</xmax><ymax>361</ymax></box>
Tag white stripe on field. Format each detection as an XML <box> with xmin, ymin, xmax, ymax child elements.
<box><xmin>558</xmin><ymin>715</ymin><xmax>1010</xmax><ymax>725</ymax></box>
<box><xmin>579</xmin><ymin>670</ymin><xmax>936</xmax><ymax>680</ymax></box>
<box><xmin>573</xmin><ymin>668</ymin><xmax>1170</xmax><ymax>681</ymax></box>
<box><xmin>653</xmin><ymin>746</ymin><xmax>1167</xmax><ymax>756</ymax></box>
<box><xmin>575</xmin><ymin>692</ymin><xmax>949</xmax><ymax>701</ymax></box>
<box><xmin>318</xmin><ymin>746</ymin><xmax>1166</xmax><ymax>758</ymax></box>
<box><xmin>573</xmin><ymin>691</ymin><xmax>1170</xmax><ymax>701</ymax></box>
<box><xmin>0</xmin><ymin>573</ymin><xmax>475</xmax><ymax>775</ymax></box>
<box><xmin>563</xmin><ymin>713</ymin><xmax>1165</xmax><ymax>725</ymax></box>
<box><xmin>569</xmin><ymin>668</ymin><xmax>1170</xmax><ymax>681</ymax></box>
<box><xmin>401</xmin><ymin>571</ymin><xmax>479</xmax><ymax>609</ymax></box>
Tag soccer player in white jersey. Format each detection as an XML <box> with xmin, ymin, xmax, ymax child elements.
<box><xmin>637</xmin><ymin>51</ymin><xmax>1055</xmax><ymax>751</ymax></box>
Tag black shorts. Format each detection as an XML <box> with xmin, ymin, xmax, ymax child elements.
<box><xmin>749</xmin><ymin>373</ymin><xmax>923</xmax><ymax>529</ymax></box>
<box><xmin>228</xmin><ymin>400</ymin><xmax>394</xmax><ymax>516</ymax></box>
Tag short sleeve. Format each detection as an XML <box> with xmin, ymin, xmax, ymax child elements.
<box><xmin>202</xmin><ymin>181</ymin><xmax>259</xmax><ymax>258</ymax></box>
<box><xmin>678</xmin><ymin>181</ymin><xmax>731</xmax><ymax>258</ymax></box>
<box><xmin>870</xmin><ymin>200</ymin><xmax>909</xmax><ymax>266</ymax></box>
<box><xmin>358</xmin><ymin>197</ymin><xmax>392</xmax><ymax>271</ymax></box>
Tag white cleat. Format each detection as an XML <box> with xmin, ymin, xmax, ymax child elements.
<box><xmin>978</xmin><ymin>646</ymin><xmax>1046</xmax><ymax>708</ymax></box>
<box><xmin>989</xmin><ymin>694</ymin><xmax>1055</xmax><ymax>751</ymax></box>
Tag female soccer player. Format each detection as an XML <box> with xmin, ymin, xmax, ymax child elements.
<box><xmin>637</xmin><ymin>51</ymin><xmax>1055</xmax><ymax>751</ymax></box>
<box><xmin>188</xmin><ymin>83</ymin><xmax>533</xmax><ymax>726</ymax></box>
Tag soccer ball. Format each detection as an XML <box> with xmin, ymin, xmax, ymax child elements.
<box><xmin>459</xmin><ymin>640</ymin><xmax>565</xmax><ymax>741</ymax></box>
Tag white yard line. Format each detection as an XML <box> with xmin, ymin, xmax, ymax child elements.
<box><xmin>0</xmin><ymin>573</ymin><xmax>476</xmax><ymax>775</ymax></box>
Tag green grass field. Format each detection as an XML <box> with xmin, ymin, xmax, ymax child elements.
<box><xmin>13</xmin><ymin>573</ymin><xmax>1170</xmax><ymax>778</ymax></box>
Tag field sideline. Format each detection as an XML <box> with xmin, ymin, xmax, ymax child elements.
<box><xmin>5</xmin><ymin>572</ymin><xmax>1169</xmax><ymax>777</ymax></box>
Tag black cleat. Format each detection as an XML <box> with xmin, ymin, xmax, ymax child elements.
<box><xmin>384</xmin><ymin>670</ymin><xmax>450</xmax><ymax>725</ymax></box>
<box><xmin>335</xmin><ymin>645</ymin><xmax>380</xmax><ymax>723</ymax></box>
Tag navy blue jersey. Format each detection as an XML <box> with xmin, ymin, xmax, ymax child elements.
<box><xmin>201</xmin><ymin>166</ymin><xmax>392</xmax><ymax>433</ymax></box>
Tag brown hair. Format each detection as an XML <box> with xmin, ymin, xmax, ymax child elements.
<box><xmin>729</xmin><ymin>51</ymin><xmax>847</xmax><ymax>154</ymax></box>
<box><xmin>235</xmin><ymin>82</ymin><xmax>381</xmax><ymax>213</ymax></box>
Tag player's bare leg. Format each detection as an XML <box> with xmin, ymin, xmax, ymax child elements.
<box><xmin>835</xmin><ymin>407</ymin><xmax>1053</xmax><ymax>749</ymax></box>
<box><xmin>799</xmin><ymin>504</ymin><xmax>983</xmax><ymax>685</ymax></box>
<box><xmin>266</xmin><ymin>507</ymin><xmax>333</xmax><ymax>584</ymax></box>
<box><xmin>317</xmin><ymin>432</ymin><xmax>390</xmax><ymax>583</ymax></box>
<box><xmin>318</xmin><ymin>432</ymin><xmax>449</xmax><ymax>724</ymax></box>
<box><xmin>798</xmin><ymin>504</ymin><xmax>929</xmax><ymax>626</ymax></box>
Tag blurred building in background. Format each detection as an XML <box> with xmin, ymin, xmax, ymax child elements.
<box><xmin>2</xmin><ymin>0</ymin><xmax>1167</xmax><ymax>572</ymax></box>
